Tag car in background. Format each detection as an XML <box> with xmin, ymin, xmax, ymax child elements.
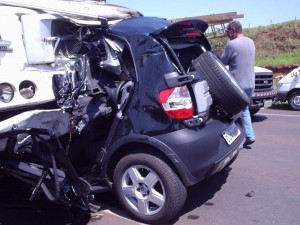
<box><xmin>276</xmin><ymin>66</ymin><xmax>300</xmax><ymax>110</ymax></box>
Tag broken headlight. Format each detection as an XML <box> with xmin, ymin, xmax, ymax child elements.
<box><xmin>0</xmin><ymin>83</ymin><xmax>14</xmax><ymax>103</ymax></box>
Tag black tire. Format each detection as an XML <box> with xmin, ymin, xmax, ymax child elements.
<box><xmin>113</xmin><ymin>153</ymin><xmax>187</xmax><ymax>224</ymax></box>
<box><xmin>249</xmin><ymin>107</ymin><xmax>260</xmax><ymax>116</ymax></box>
<box><xmin>288</xmin><ymin>91</ymin><xmax>300</xmax><ymax>110</ymax></box>
<box><xmin>192</xmin><ymin>51</ymin><xmax>250</xmax><ymax>115</ymax></box>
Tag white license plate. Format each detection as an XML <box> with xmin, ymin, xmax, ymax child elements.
<box><xmin>264</xmin><ymin>99</ymin><xmax>273</xmax><ymax>108</ymax></box>
<box><xmin>222</xmin><ymin>123</ymin><xmax>241</xmax><ymax>145</ymax></box>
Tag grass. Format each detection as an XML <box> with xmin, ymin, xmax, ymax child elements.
<box><xmin>256</xmin><ymin>49</ymin><xmax>300</xmax><ymax>67</ymax></box>
<box><xmin>270</xmin><ymin>100</ymin><xmax>289</xmax><ymax>110</ymax></box>
<box><xmin>210</xmin><ymin>20</ymin><xmax>300</xmax><ymax>69</ymax></box>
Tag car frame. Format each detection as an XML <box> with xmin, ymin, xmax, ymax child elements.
<box><xmin>0</xmin><ymin>1</ymin><xmax>247</xmax><ymax>224</ymax></box>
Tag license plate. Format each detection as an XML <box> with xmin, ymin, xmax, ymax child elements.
<box><xmin>264</xmin><ymin>99</ymin><xmax>273</xmax><ymax>108</ymax></box>
<box><xmin>222</xmin><ymin>123</ymin><xmax>241</xmax><ymax>145</ymax></box>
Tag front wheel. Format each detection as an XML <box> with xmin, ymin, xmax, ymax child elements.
<box><xmin>113</xmin><ymin>152</ymin><xmax>187</xmax><ymax>224</ymax></box>
<box><xmin>288</xmin><ymin>91</ymin><xmax>300</xmax><ymax>110</ymax></box>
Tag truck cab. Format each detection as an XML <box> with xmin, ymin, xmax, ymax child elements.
<box><xmin>276</xmin><ymin>66</ymin><xmax>300</xmax><ymax>110</ymax></box>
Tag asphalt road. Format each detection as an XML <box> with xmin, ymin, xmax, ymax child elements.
<box><xmin>1</xmin><ymin>105</ymin><xmax>299</xmax><ymax>225</ymax></box>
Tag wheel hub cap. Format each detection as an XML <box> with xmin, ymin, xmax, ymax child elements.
<box><xmin>121</xmin><ymin>165</ymin><xmax>166</xmax><ymax>215</ymax></box>
<box><xmin>294</xmin><ymin>96</ymin><xmax>300</xmax><ymax>106</ymax></box>
<box><xmin>137</xmin><ymin>183</ymin><xmax>149</xmax><ymax>197</ymax></box>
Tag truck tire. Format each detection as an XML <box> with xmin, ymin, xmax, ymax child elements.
<box><xmin>288</xmin><ymin>91</ymin><xmax>300</xmax><ymax>110</ymax></box>
<box><xmin>249</xmin><ymin>107</ymin><xmax>260</xmax><ymax>116</ymax></box>
<box><xmin>192</xmin><ymin>51</ymin><xmax>250</xmax><ymax>115</ymax></box>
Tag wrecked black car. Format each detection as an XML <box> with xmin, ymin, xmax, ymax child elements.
<box><xmin>0</xmin><ymin>1</ymin><xmax>248</xmax><ymax>224</ymax></box>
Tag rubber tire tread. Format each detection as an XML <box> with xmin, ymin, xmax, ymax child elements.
<box><xmin>113</xmin><ymin>152</ymin><xmax>187</xmax><ymax>225</ymax></box>
<box><xmin>288</xmin><ymin>91</ymin><xmax>300</xmax><ymax>110</ymax></box>
<box><xmin>192</xmin><ymin>51</ymin><xmax>250</xmax><ymax>115</ymax></box>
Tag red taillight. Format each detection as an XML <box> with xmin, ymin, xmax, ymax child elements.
<box><xmin>159</xmin><ymin>86</ymin><xmax>194</xmax><ymax>119</ymax></box>
<box><xmin>178</xmin><ymin>21</ymin><xmax>192</xmax><ymax>26</ymax></box>
<box><xmin>186</xmin><ymin>32</ymin><xmax>201</xmax><ymax>37</ymax></box>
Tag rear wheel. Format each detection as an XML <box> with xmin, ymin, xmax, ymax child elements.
<box><xmin>288</xmin><ymin>91</ymin><xmax>300</xmax><ymax>110</ymax></box>
<box><xmin>192</xmin><ymin>51</ymin><xmax>249</xmax><ymax>115</ymax></box>
<box><xmin>113</xmin><ymin>152</ymin><xmax>187</xmax><ymax>224</ymax></box>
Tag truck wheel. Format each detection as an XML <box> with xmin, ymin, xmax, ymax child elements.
<box><xmin>288</xmin><ymin>91</ymin><xmax>300</xmax><ymax>110</ymax></box>
<box><xmin>192</xmin><ymin>51</ymin><xmax>250</xmax><ymax>115</ymax></box>
<box><xmin>249</xmin><ymin>107</ymin><xmax>260</xmax><ymax>116</ymax></box>
<box><xmin>113</xmin><ymin>152</ymin><xmax>187</xmax><ymax>224</ymax></box>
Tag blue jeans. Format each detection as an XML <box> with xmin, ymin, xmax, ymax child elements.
<box><xmin>243</xmin><ymin>89</ymin><xmax>255</xmax><ymax>140</ymax></box>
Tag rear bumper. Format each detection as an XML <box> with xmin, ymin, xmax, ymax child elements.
<box><xmin>154</xmin><ymin>113</ymin><xmax>245</xmax><ymax>186</ymax></box>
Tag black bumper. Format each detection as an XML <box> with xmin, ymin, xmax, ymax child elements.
<box><xmin>154</xmin><ymin>114</ymin><xmax>245</xmax><ymax>186</ymax></box>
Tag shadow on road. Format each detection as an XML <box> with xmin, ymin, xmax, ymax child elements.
<box><xmin>0</xmin><ymin>176</ymin><xmax>91</xmax><ymax>225</ymax></box>
<box><xmin>166</xmin><ymin>168</ymin><xmax>230</xmax><ymax>224</ymax></box>
<box><xmin>252</xmin><ymin>114</ymin><xmax>268</xmax><ymax>123</ymax></box>
<box><xmin>93</xmin><ymin>169</ymin><xmax>231</xmax><ymax>225</ymax></box>
<box><xmin>251</xmin><ymin>101</ymin><xmax>295</xmax><ymax>123</ymax></box>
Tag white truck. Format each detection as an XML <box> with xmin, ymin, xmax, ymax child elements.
<box><xmin>249</xmin><ymin>66</ymin><xmax>277</xmax><ymax>115</ymax></box>
<box><xmin>276</xmin><ymin>66</ymin><xmax>300</xmax><ymax>110</ymax></box>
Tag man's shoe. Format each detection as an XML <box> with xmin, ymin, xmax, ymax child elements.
<box><xmin>244</xmin><ymin>138</ymin><xmax>255</xmax><ymax>146</ymax></box>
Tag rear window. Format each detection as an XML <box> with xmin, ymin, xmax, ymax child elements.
<box><xmin>154</xmin><ymin>20</ymin><xmax>212</xmax><ymax>73</ymax></box>
<box><xmin>162</xmin><ymin>37</ymin><xmax>211</xmax><ymax>74</ymax></box>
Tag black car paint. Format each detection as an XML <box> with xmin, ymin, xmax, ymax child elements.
<box><xmin>98</xmin><ymin>17</ymin><xmax>245</xmax><ymax>186</ymax></box>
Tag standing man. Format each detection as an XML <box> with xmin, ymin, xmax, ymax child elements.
<box><xmin>221</xmin><ymin>20</ymin><xmax>255</xmax><ymax>146</ymax></box>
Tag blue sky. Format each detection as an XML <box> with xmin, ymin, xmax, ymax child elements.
<box><xmin>108</xmin><ymin>0</ymin><xmax>299</xmax><ymax>28</ymax></box>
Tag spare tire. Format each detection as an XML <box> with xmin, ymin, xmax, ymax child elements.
<box><xmin>192</xmin><ymin>51</ymin><xmax>249</xmax><ymax>115</ymax></box>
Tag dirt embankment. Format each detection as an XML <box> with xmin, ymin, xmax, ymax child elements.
<box><xmin>266</xmin><ymin>64</ymin><xmax>300</xmax><ymax>75</ymax></box>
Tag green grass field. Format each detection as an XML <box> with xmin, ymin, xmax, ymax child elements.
<box><xmin>210</xmin><ymin>20</ymin><xmax>300</xmax><ymax>69</ymax></box>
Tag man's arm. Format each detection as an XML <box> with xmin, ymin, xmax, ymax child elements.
<box><xmin>220</xmin><ymin>44</ymin><xmax>232</xmax><ymax>65</ymax></box>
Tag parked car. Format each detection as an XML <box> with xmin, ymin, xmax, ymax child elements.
<box><xmin>0</xmin><ymin>1</ymin><xmax>248</xmax><ymax>224</ymax></box>
<box><xmin>276</xmin><ymin>66</ymin><xmax>300</xmax><ymax>110</ymax></box>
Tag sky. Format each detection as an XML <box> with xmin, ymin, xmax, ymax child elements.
<box><xmin>107</xmin><ymin>0</ymin><xmax>299</xmax><ymax>28</ymax></box>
